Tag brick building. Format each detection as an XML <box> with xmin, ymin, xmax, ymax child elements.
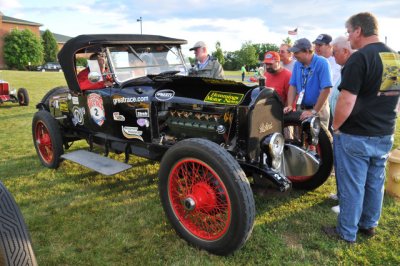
<box><xmin>0</xmin><ymin>11</ymin><xmax>71</xmax><ymax>69</ymax></box>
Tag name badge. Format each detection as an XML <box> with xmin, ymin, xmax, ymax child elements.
<box><xmin>297</xmin><ymin>90</ymin><xmax>305</xmax><ymax>105</ymax></box>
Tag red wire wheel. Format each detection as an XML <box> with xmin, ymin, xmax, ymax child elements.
<box><xmin>159</xmin><ymin>138</ymin><xmax>255</xmax><ymax>255</ymax></box>
<box><xmin>168</xmin><ymin>158</ymin><xmax>231</xmax><ymax>241</ymax></box>
<box><xmin>35</xmin><ymin>121</ymin><xmax>54</xmax><ymax>164</ymax></box>
<box><xmin>32</xmin><ymin>110</ymin><xmax>64</xmax><ymax>168</ymax></box>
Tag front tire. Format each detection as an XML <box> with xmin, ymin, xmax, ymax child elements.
<box><xmin>159</xmin><ymin>138</ymin><xmax>255</xmax><ymax>255</ymax></box>
<box><xmin>0</xmin><ymin>181</ymin><xmax>37</xmax><ymax>266</ymax></box>
<box><xmin>17</xmin><ymin>88</ymin><xmax>29</xmax><ymax>106</ymax></box>
<box><xmin>284</xmin><ymin>111</ymin><xmax>333</xmax><ymax>190</ymax></box>
<box><xmin>32</xmin><ymin>110</ymin><xmax>64</xmax><ymax>168</ymax></box>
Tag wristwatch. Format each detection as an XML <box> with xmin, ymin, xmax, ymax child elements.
<box><xmin>311</xmin><ymin>109</ymin><xmax>317</xmax><ymax>115</ymax></box>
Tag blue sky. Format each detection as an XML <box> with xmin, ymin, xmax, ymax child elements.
<box><xmin>1</xmin><ymin>0</ymin><xmax>399</xmax><ymax>55</ymax></box>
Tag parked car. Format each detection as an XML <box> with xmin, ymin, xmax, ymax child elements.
<box><xmin>36</xmin><ymin>62</ymin><xmax>62</xmax><ymax>72</ymax></box>
<box><xmin>32</xmin><ymin>34</ymin><xmax>333</xmax><ymax>255</ymax></box>
<box><xmin>0</xmin><ymin>78</ymin><xmax>29</xmax><ymax>106</ymax></box>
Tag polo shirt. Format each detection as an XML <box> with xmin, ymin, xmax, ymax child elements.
<box><xmin>289</xmin><ymin>54</ymin><xmax>332</xmax><ymax>106</ymax></box>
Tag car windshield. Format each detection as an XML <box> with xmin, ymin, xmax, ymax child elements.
<box><xmin>107</xmin><ymin>45</ymin><xmax>188</xmax><ymax>83</ymax></box>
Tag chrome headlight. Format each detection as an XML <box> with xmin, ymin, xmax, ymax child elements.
<box><xmin>261</xmin><ymin>133</ymin><xmax>285</xmax><ymax>170</ymax></box>
<box><xmin>309</xmin><ymin>116</ymin><xmax>320</xmax><ymax>145</ymax></box>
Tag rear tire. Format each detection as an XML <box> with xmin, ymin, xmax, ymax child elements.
<box><xmin>32</xmin><ymin>110</ymin><xmax>64</xmax><ymax>168</ymax></box>
<box><xmin>159</xmin><ymin>138</ymin><xmax>255</xmax><ymax>255</ymax></box>
<box><xmin>0</xmin><ymin>181</ymin><xmax>37</xmax><ymax>266</ymax></box>
<box><xmin>17</xmin><ymin>88</ymin><xmax>29</xmax><ymax>106</ymax></box>
<box><xmin>284</xmin><ymin>111</ymin><xmax>333</xmax><ymax>190</ymax></box>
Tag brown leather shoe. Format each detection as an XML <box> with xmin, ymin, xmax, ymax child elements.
<box><xmin>358</xmin><ymin>227</ymin><xmax>376</xmax><ymax>237</ymax></box>
<box><xmin>322</xmin><ymin>226</ymin><xmax>355</xmax><ymax>244</ymax></box>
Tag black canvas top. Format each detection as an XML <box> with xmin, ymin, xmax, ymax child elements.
<box><xmin>57</xmin><ymin>34</ymin><xmax>187</xmax><ymax>92</ymax></box>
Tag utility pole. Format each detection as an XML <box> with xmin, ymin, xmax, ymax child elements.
<box><xmin>137</xmin><ymin>17</ymin><xmax>143</xmax><ymax>35</ymax></box>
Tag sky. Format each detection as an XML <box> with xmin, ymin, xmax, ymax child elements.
<box><xmin>1</xmin><ymin>0</ymin><xmax>399</xmax><ymax>56</ymax></box>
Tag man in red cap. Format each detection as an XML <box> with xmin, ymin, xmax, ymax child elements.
<box><xmin>263</xmin><ymin>51</ymin><xmax>292</xmax><ymax>104</ymax></box>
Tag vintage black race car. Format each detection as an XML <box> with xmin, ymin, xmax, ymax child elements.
<box><xmin>32</xmin><ymin>34</ymin><xmax>333</xmax><ymax>255</ymax></box>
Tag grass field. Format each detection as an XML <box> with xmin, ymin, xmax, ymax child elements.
<box><xmin>0</xmin><ymin>70</ymin><xmax>399</xmax><ymax>265</ymax></box>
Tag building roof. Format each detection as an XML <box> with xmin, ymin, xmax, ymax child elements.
<box><xmin>2</xmin><ymin>15</ymin><xmax>42</xmax><ymax>27</ymax></box>
<box><xmin>40</xmin><ymin>31</ymin><xmax>72</xmax><ymax>44</ymax></box>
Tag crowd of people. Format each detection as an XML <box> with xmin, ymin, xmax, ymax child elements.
<box><xmin>76</xmin><ymin>12</ymin><xmax>399</xmax><ymax>244</ymax></box>
<box><xmin>187</xmin><ymin>11</ymin><xmax>399</xmax><ymax>244</ymax></box>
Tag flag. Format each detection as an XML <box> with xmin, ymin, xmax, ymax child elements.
<box><xmin>288</xmin><ymin>28</ymin><xmax>298</xmax><ymax>35</ymax></box>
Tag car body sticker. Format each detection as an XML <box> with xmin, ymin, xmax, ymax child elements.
<box><xmin>72</xmin><ymin>106</ymin><xmax>85</xmax><ymax>125</ymax></box>
<box><xmin>155</xmin><ymin>89</ymin><xmax>175</xmax><ymax>101</ymax></box>
<box><xmin>137</xmin><ymin>118</ymin><xmax>149</xmax><ymax>127</ymax></box>
<box><xmin>204</xmin><ymin>91</ymin><xmax>244</xmax><ymax>105</ymax></box>
<box><xmin>113</xmin><ymin>112</ymin><xmax>125</xmax><ymax>121</ymax></box>
<box><xmin>122</xmin><ymin>126</ymin><xmax>143</xmax><ymax>141</ymax></box>
<box><xmin>135</xmin><ymin>108</ymin><xmax>149</xmax><ymax>118</ymax></box>
<box><xmin>112</xmin><ymin>96</ymin><xmax>149</xmax><ymax>105</ymax></box>
<box><xmin>87</xmin><ymin>93</ymin><xmax>105</xmax><ymax>126</ymax></box>
<box><xmin>59</xmin><ymin>101</ymin><xmax>68</xmax><ymax>112</ymax></box>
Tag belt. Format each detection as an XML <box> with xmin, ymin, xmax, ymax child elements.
<box><xmin>300</xmin><ymin>104</ymin><xmax>314</xmax><ymax>110</ymax></box>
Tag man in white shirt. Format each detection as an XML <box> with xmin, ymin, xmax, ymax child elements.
<box><xmin>313</xmin><ymin>34</ymin><xmax>341</xmax><ymax>86</ymax></box>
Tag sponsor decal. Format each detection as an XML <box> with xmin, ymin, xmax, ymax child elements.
<box><xmin>135</xmin><ymin>108</ymin><xmax>149</xmax><ymax>118</ymax></box>
<box><xmin>59</xmin><ymin>101</ymin><xmax>68</xmax><ymax>112</ymax></box>
<box><xmin>112</xmin><ymin>96</ymin><xmax>149</xmax><ymax>105</ymax></box>
<box><xmin>67</xmin><ymin>94</ymin><xmax>72</xmax><ymax>100</ymax></box>
<box><xmin>113</xmin><ymin>112</ymin><xmax>125</xmax><ymax>121</ymax></box>
<box><xmin>72</xmin><ymin>96</ymin><xmax>79</xmax><ymax>105</ymax></box>
<box><xmin>72</xmin><ymin>106</ymin><xmax>85</xmax><ymax>125</ymax></box>
<box><xmin>137</xmin><ymin>118</ymin><xmax>149</xmax><ymax>127</ymax></box>
<box><xmin>155</xmin><ymin>89</ymin><xmax>175</xmax><ymax>101</ymax></box>
<box><xmin>87</xmin><ymin>93</ymin><xmax>105</xmax><ymax>126</ymax></box>
<box><xmin>259</xmin><ymin>122</ymin><xmax>273</xmax><ymax>133</ymax></box>
<box><xmin>204</xmin><ymin>91</ymin><xmax>244</xmax><ymax>105</ymax></box>
<box><xmin>122</xmin><ymin>126</ymin><xmax>143</xmax><ymax>141</ymax></box>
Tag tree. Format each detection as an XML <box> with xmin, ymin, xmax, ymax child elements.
<box><xmin>212</xmin><ymin>41</ymin><xmax>225</xmax><ymax>66</ymax></box>
<box><xmin>42</xmin><ymin>29</ymin><xmax>58</xmax><ymax>63</ymax></box>
<box><xmin>253</xmin><ymin>43</ymin><xmax>279</xmax><ymax>61</ymax></box>
<box><xmin>282</xmin><ymin>37</ymin><xmax>293</xmax><ymax>46</ymax></box>
<box><xmin>4</xmin><ymin>29</ymin><xmax>43</xmax><ymax>70</ymax></box>
<box><xmin>236</xmin><ymin>41</ymin><xmax>258</xmax><ymax>70</ymax></box>
<box><xmin>223</xmin><ymin>51</ymin><xmax>240</xmax><ymax>71</ymax></box>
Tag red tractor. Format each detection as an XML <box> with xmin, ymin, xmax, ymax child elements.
<box><xmin>0</xmin><ymin>79</ymin><xmax>29</xmax><ymax>106</ymax></box>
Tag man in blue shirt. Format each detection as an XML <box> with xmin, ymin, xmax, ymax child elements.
<box><xmin>283</xmin><ymin>38</ymin><xmax>333</xmax><ymax>129</ymax></box>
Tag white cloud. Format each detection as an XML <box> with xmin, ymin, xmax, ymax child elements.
<box><xmin>0</xmin><ymin>0</ymin><xmax>21</xmax><ymax>9</ymax></box>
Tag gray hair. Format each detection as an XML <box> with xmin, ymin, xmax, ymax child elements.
<box><xmin>345</xmin><ymin>12</ymin><xmax>379</xmax><ymax>37</ymax></box>
<box><xmin>331</xmin><ymin>36</ymin><xmax>354</xmax><ymax>52</ymax></box>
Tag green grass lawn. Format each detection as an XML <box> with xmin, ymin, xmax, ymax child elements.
<box><xmin>1</xmin><ymin>70</ymin><xmax>399</xmax><ymax>265</ymax></box>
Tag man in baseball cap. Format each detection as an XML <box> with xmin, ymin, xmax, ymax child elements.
<box><xmin>188</xmin><ymin>41</ymin><xmax>224</xmax><ymax>79</ymax></box>
<box><xmin>263</xmin><ymin>51</ymin><xmax>291</xmax><ymax>104</ymax></box>
<box><xmin>284</xmin><ymin>38</ymin><xmax>333</xmax><ymax>129</ymax></box>
<box><xmin>288</xmin><ymin>38</ymin><xmax>312</xmax><ymax>53</ymax></box>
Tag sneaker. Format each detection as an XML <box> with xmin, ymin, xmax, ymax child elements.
<box><xmin>322</xmin><ymin>226</ymin><xmax>355</xmax><ymax>244</ymax></box>
<box><xmin>358</xmin><ymin>227</ymin><xmax>376</xmax><ymax>237</ymax></box>
<box><xmin>331</xmin><ymin>205</ymin><xmax>340</xmax><ymax>214</ymax></box>
<box><xmin>329</xmin><ymin>193</ymin><xmax>339</xmax><ymax>200</ymax></box>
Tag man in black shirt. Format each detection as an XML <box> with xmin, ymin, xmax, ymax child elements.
<box><xmin>323</xmin><ymin>12</ymin><xmax>400</xmax><ymax>243</ymax></box>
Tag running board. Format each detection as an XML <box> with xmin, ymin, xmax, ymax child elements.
<box><xmin>61</xmin><ymin>150</ymin><xmax>132</xmax><ymax>175</ymax></box>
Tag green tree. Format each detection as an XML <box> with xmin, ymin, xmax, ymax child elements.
<box><xmin>212</xmin><ymin>41</ymin><xmax>225</xmax><ymax>66</ymax></box>
<box><xmin>237</xmin><ymin>41</ymin><xmax>258</xmax><ymax>69</ymax></box>
<box><xmin>282</xmin><ymin>37</ymin><xmax>292</xmax><ymax>46</ymax></box>
<box><xmin>42</xmin><ymin>29</ymin><xmax>58</xmax><ymax>62</ymax></box>
<box><xmin>223</xmin><ymin>51</ymin><xmax>240</xmax><ymax>71</ymax></box>
<box><xmin>253</xmin><ymin>43</ymin><xmax>279</xmax><ymax>61</ymax></box>
<box><xmin>4</xmin><ymin>29</ymin><xmax>43</xmax><ymax>70</ymax></box>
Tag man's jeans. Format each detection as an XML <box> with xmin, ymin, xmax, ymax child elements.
<box><xmin>333</xmin><ymin>133</ymin><xmax>394</xmax><ymax>242</ymax></box>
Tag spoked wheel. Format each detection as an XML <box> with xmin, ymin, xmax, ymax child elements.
<box><xmin>0</xmin><ymin>181</ymin><xmax>37</xmax><ymax>266</ymax></box>
<box><xmin>17</xmin><ymin>88</ymin><xmax>29</xmax><ymax>106</ymax></box>
<box><xmin>159</xmin><ymin>138</ymin><xmax>255</xmax><ymax>255</ymax></box>
<box><xmin>32</xmin><ymin>110</ymin><xmax>64</xmax><ymax>168</ymax></box>
<box><xmin>284</xmin><ymin>111</ymin><xmax>333</xmax><ymax>190</ymax></box>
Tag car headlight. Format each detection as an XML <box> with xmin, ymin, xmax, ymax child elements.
<box><xmin>261</xmin><ymin>133</ymin><xmax>284</xmax><ymax>170</ymax></box>
<box><xmin>309</xmin><ymin>116</ymin><xmax>320</xmax><ymax>145</ymax></box>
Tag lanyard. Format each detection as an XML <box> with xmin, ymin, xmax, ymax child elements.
<box><xmin>297</xmin><ymin>66</ymin><xmax>313</xmax><ymax>106</ymax></box>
